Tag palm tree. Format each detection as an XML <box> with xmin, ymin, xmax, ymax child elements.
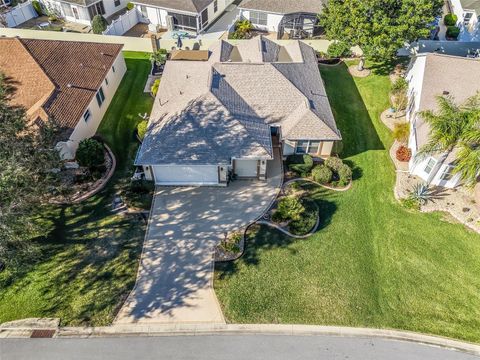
<box><xmin>236</xmin><ymin>19</ymin><xmax>253</xmax><ymax>36</ymax></box>
<box><xmin>418</xmin><ymin>94</ymin><xmax>480</xmax><ymax>186</ymax></box>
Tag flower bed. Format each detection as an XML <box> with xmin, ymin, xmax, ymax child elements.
<box><xmin>215</xmin><ymin>230</ymin><xmax>245</xmax><ymax>261</ymax></box>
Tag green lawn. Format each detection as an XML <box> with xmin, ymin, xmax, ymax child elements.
<box><xmin>0</xmin><ymin>52</ymin><xmax>154</xmax><ymax>326</ymax></box>
<box><xmin>214</xmin><ymin>62</ymin><xmax>480</xmax><ymax>342</ymax></box>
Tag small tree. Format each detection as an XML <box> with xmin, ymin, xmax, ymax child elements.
<box><xmin>276</xmin><ymin>196</ymin><xmax>305</xmax><ymax>222</ymax></box>
<box><xmin>32</xmin><ymin>0</ymin><xmax>43</xmax><ymax>16</ymax></box>
<box><xmin>150</xmin><ymin>49</ymin><xmax>168</xmax><ymax>67</ymax></box>
<box><xmin>327</xmin><ymin>41</ymin><xmax>352</xmax><ymax>59</ymax></box>
<box><xmin>393</xmin><ymin>122</ymin><xmax>410</xmax><ymax>143</ymax></box>
<box><xmin>444</xmin><ymin>13</ymin><xmax>458</xmax><ymax>26</ymax></box>
<box><xmin>76</xmin><ymin>138</ymin><xmax>104</xmax><ymax>169</ymax></box>
<box><xmin>91</xmin><ymin>14</ymin><xmax>108</xmax><ymax>34</ymax></box>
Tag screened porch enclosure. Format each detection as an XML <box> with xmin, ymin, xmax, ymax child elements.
<box><xmin>278</xmin><ymin>12</ymin><xmax>322</xmax><ymax>39</ymax></box>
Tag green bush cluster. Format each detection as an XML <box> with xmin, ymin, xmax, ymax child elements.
<box><xmin>137</xmin><ymin>120</ymin><xmax>148</xmax><ymax>140</ymax></box>
<box><xmin>126</xmin><ymin>2</ymin><xmax>135</xmax><ymax>10</ymax></box>
<box><xmin>32</xmin><ymin>0</ymin><xmax>43</xmax><ymax>16</ymax></box>
<box><xmin>337</xmin><ymin>164</ymin><xmax>352</xmax><ymax>187</ymax></box>
<box><xmin>326</xmin><ymin>41</ymin><xmax>352</xmax><ymax>59</ymax></box>
<box><xmin>289</xmin><ymin>200</ymin><xmax>317</xmax><ymax>235</ymax></box>
<box><xmin>76</xmin><ymin>138</ymin><xmax>104</xmax><ymax>169</ymax></box>
<box><xmin>286</xmin><ymin>154</ymin><xmax>314</xmax><ymax>176</ymax></box>
<box><xmin>91</xmin><ymin>15</ymin><xmax>108</xmax><ymax>34</ymax></box>
<box><xmin>444</xmin><ymin>13</ymin><xmax>458</xmax><ymax>26</ymax></box>
<box><xmin>446</xmin><ymin>26</ymin><xmax>460</xmax><ymax>39</ymax></box>
<box><xmin>151</xmin><ymin>79</ymin><xmax>161</xmax><ymax>96</ymax></box>
<box><xmin>273</xmin><ymin>196</ymin><xmax>305</xmax><ymax>223</ymax></box>
<box><xmin>312</xmin><ymin>165</ymin><xmax>332</xmax><ymax>184</ymax></box>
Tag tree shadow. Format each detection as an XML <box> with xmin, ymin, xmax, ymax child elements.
<box><xmin>319</xmin><ymin>63</ymin><xmax>384</xmax><ymax>158</ymax></box>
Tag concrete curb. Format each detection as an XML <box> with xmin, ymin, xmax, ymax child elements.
<box><xmin>53</xmin><ymin>324</ymin><xmax>480</xmax><ymax>355</ymax></box>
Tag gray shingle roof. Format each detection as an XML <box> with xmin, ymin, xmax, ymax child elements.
<box><xmin>135</xmin><ymin>37</ymin><xmax>340</xmax><ymax>166</ymax></box>
<box><xmin>460</xmin><ymin>0</ymin><xmax>480</xmax><ymax>14</ymax></box>
<box><xmin>239</xmin><ymin>0</ymin><xmax>326</xmax><ymax>14</ymax></box>
<box><xmin>133</xmin><ymin>0</ymin><xmax>213</xmax><ymax>13</ymax></box>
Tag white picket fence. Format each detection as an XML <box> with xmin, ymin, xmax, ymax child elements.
<box><xmin>103</xmin><ymin>8</ymin><xmax>141</xmax><ymax>36</ymax></box>
<box><xmin>0</xmin><ymin>0</ymin><xmax>37</xmax><ymax>28</ymax></box>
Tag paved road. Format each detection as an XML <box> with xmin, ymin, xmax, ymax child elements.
<box><xmin>1</xmin><ymin>335</ymin><xmax>478</xmax><ymax>360</ymax></box>
<box><xmin>115</xmin><ymin>150</ymin><xmax>282</xmax><ymax>324</ymax></box>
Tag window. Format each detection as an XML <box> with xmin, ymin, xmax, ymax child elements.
<box><xmin>424</xmin><ymin>157</ymin><xmax>436</xmax><ymax>174</ymax></box>
<box><xmin>295</xmin><ymin>140</ymin><xmax>309</xmax><ymax>154</ymax></box>
<box><xmin>250</xmin><ymin>11</ymin><xmax>268</xmax><ymax>26</ymax></box>
<box><xmin>114</xmin><ymin>0</ymin><xmax>120</xmax><ymax>6</ymax></box>
<box><xmin>96</xmin><ymin>87</ymin><xmax>105</xmax><ymax>107</ymax></box>
<box><xmin>139</xmin><ymin>5</ymin><xmax>148</xmax><ymax>18</ymax></box>
<box><xmin>168</xmin><ymin>12</ymin><xmax>197</xmax><ymax>30</ymax></box>
<box><xmin>105</xmin><ymin>77</ymin><xmax>109</xmax><ymax>86</ymax></box>
<box><xmin>441</xmin><ymin>166</ymin><xmax>455</xmax><ymax>181</ymax></box>
<box><xmin>83</xmin><ymin>109</ymin><xmax>91</xmax><ymax>122</ymax></box>
<box><xmin>308</xmin><ymin>141</ymin><xmax>320</xmax><ymax>154</ymax></box>
<box><xmin>61</xmin><ymin>3</ymin><xmax>73</xmax><ymax>17</ymax></box>
<box><xmin>88</xmin><ymin>1</ymin><xmax>105</xmax><ymax>19</ymax></box>
<box><xmin>464</xmin><ymin>12</ymin><xmax>473</xmax><ymax>25</ymax></box>
<box><xmin>112</xmin><ymin>65</ymin><xmax>116</xmax><ymax>73</ymax></box>
<box><xmin>213</xmin><ymin>0</ymin><xmax>218</xmax><ymax>13</ymax></box>
<box><xmin>201</xmin><ymin>8</ymin><xmax>209</xmax><ymax>28</ymax></box>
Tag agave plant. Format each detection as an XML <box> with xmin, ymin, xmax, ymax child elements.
<box><xmin>408</xmin><ymin>182</ymin><xmax>433</xmax><ymax>206</ymax></box>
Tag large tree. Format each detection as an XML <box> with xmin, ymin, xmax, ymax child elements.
<box><xmin>0</xmin><ymin>75</ymin><xmax>61</xmax><ymax>273</ymax></box>
<box><xmin>319</xmin><ymin>0</ymin><xmax>443</xmax><ymax>68</ymax></box>
<box><xmin>418</xmin><ymin>95</ymin><xmax>480</xmax><ymax>187</ymax></box>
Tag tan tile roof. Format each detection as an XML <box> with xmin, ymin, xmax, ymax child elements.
<box><xmin>0</xmin><ymin>38</ymin><xmax>123</xmax><ymax>129</ymax></box>
<box><xmin>0</xmin><ymin>38</ymin><xmax>54</xmax><ymax>121</ymax></box>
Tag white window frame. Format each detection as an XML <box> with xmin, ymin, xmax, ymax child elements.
<box><xmin>295</xmin><ymin>140</ymin><xmax>321</xmax><ymax>155</ymax></box>
<box><xmin>96</xmin><ymin>87</ymin><xmax>105</xmax><ymax>107</ymax></box>
<box><xmin>441</xmin><ymin>165</ymin><xmax>455</xmax><ymax>182</ymax></box>
<box><xmin>83</xmin><ymin>108</ymin><xmax>91</xmax><ymax>122</ymax></box>
<box><xmin>424</xmin><ymin>157</ymin><xmax>436</xmax><ymax>174</ymax></box>
<box><xmin>250</xmin><ymin>11</ymin><xmax>268</xmax><ymax>26</ymax></box>
<box><xmin>213</xmin><ymin>0</ymin><xmax>218</xmax><ymax>13</ymax></box>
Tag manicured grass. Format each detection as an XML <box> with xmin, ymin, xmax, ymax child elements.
<box><xmin>215</xmin><ymin>62</ymin><xmax>480</xmax><ymax>342</ymax></box>
<box><xmin>0</xmin><ymin>52</ymin><xmax>154</xmax><ymax>326</ymax></box>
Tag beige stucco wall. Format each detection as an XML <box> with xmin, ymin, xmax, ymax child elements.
<box><xmin>57</xmin><ymin>53</ymin><xmax>127</xmax><ymax>159</ymax></box>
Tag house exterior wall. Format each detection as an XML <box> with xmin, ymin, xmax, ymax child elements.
<box><xmin>42</xmin><ymin>0</ymin><xmax>128</xmax><ymax>25</ymax></box>
<box><xmin>240</xmin><ymin>9</ymin><xmax>284</xmax><ymax>33</ymax></box>
<box><xmin>282</xmin><ymin>140</ymin><xmax>335</xmax><ymax>157</ymax></box>
<box><xmin>57</xmin><ymin>53</ymin><xmax>127</xmax><ymax>159</ymax></box>
<box><xmin>410</xmin><ymin>156</ymin><xmax>461</xmax><ymax>188</ymax></box>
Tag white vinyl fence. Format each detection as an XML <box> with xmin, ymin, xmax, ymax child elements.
<box><xmin>0</xmin><ymin>0</ymin><xmax>37</xmax><ymax>28</ymax></box>
<box><xmin>103</xmin><ymin>8</ymin><xmax>141</xmax><ymax>36</ymax></box>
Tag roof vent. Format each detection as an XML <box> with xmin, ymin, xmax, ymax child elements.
<box><xmin>67</xmin><ymin>84</ymin><xmax>72</xmax><ymax>88</ymax></box>
<box><xmin>442</xmin><ymin>90</ymin><xmax>450</xmax><ymax>95</ymax></box>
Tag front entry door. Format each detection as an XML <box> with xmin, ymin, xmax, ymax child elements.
<box><xmin>72</xmin><ymin>6</ymin><xmax>79</xmax><ymax>19</ymax></box>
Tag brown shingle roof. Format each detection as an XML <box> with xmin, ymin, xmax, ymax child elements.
<box><xmin>0</xmin><ymin>38</ymin><xmax>123</xmax><ymax>129</ymax></box>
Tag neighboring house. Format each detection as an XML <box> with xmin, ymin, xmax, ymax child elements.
<box><xmin>0</xmin><ymin>37</ymin><xmax>126</xmax><ymax>159</ymax></box>
<box><xmin>405</xmin><ymin>53</ymin><xmax>480</xmax><ymax>188</ymax></box>
<box><xmin>448</xmin><ymin>0</ymin><xmax>480</xmax><ymax>39</ymax></box>
<box><xmin>238</xmin><ymin>0</ymin><xmax>325</xmax><ymax>39</ymax></box>
<box><xmin>132</xmin><ymin>0</ymin><xmax>234</xmax><ymax>34</ymax></box>
<box><xmin>40</xmin><ymin>0</ymin><xmax>129</xmax><ymax>26</ymax></box>
<box><xmin>135</xmin><ymin>36</ymin><xmax>341</xmax><ymax>186</ymax></box>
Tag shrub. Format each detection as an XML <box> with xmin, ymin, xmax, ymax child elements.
<box><xmin>408</xmin><ymin>182</ymin><xmax>433</xmax><ymax>206</ymax></box>
<box><xmin>401</xmin><ymin>197</ymin><xmax>420</xmax><ymax>210</ymax></box>
<box><xmin>391</xmin><ymin>77</ymin><xmax>408</xmax><ymax>92</ymax></box>
<box><xmin>151</xmin><ymin>79</ymin><xmax>160</xmax><ymax>96</ymax></box>
<box><xmin>137</xmin><ymin>120</ymin><xmax>148</xmax><ymax>140</ymax></box>
<box><xmin>229</xmin><ymin>19</ymin><xmax>253</xmax><ymax>39</ymax></box>
<box><xmin>444</xmin><ymin>13</ymin><xmax>458</xmax><ymax>26</ymax></box>
<box><xmin>275</xmin><ymin>196</ymin><xmax>305</xmax><ymax>222</ymax></box>
<box><xmin>327</xmin><ymin>41</ymin><xmax>352</xmax><ymax>59</ymax></box>
<box><xmin>91</xmin><ymin>14</ymin><xmax>108</xmax><ymax>34</ymax></box>
<box><xmin>287</xmin><ymin>154</ymin><xmax>314</xmax><ymax>176</ymax></box>
<box><xmin>337</xmin><ymin>163</ymin><xmax>352</xmax><ymax>186</ymax></box>
<box><xmin>392</xmin><ymin>122</ymin><xmax>409</xmax><ymax>143</ymax></box>
<box><xmin>396</xmin><ymin>145</ymin><xmax>412</xmax><ymax>162</ymax></box>
<box><xmin>32</xmin><ymin>0</ymin><xmax>43</xmax><ymax>16</ymax></box>
<box><xmin>126</xmin><ymin>2</ymin><xmax>135</xmax><ymax>10</ymax></box>
<box><xmin>446</xmin><ymin>26</ymin><xmax>460</xmax><ymax>39</ymax></box>
<box><xmin>130</xmin><ymin>179</ymin><xmax>153</xmax><ymax>194</ymax></box>
<box><xmin>76</xmin><ymin>138</ymin><xmax>104</xmax><ymax>169</ymax></box>
<box><xmin>312</xmin><ymin>165</ymin><xmax>332</xmax><ymax>184</ymax></box>
<box><xmin>289</xmin><ymin>200</ymin><xmax>317</xmax><ymax>235</ymax></box>
<box><xmin>325</xmin><ymin>156</ymin><xmax>343</xmax><ymax>172</ymax></box>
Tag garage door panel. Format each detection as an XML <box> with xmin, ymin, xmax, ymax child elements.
<box><xmin>153</xmin><ymin>165</ymin><xmax>218</xmax><ymax>185</ymax></box>
<box><xmin>235</xmin><ymin>160</ymin><xmax>258</xmax><ymax>177</ymax></box>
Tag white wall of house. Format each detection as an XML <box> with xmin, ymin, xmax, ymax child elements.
<box><xmin>410</xmin><ymin>156</ymin><xmax>461</xmax><ymax>188</ymax></box>
<box><xmin>41</xmin><ymin>0</ymin><xmax>127</xmax><ymax>26</ymax></box>
<box><xmin>282</xmin><ymin>140</ymin><xmax>334</xmax><ymax>158</ymax></box>
<box><xmin>57</xmin><ymin>53</ymin><xmax>127</xmax><ymax>159</ymax></box>
<box><xmin>240</xmin><ymin>9</ymin><xmax>284</xmax><ymax>33</ymax></box>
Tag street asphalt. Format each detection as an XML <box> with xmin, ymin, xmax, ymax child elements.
<box><xmin>1</xmin><ymin>335</ymin><xmax>479</xmax><ymax>360</ymax></box>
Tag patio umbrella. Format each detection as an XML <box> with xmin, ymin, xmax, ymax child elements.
<box><xmin>177</xmin><ymin>35</ymin><xmax>183</xmax><ymax>49</ymax></box>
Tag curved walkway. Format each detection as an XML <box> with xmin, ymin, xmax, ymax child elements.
<box><xmin>115</xmin><ymin>149</ymin><xmax>282</xmax><ymax>324</ymax></box>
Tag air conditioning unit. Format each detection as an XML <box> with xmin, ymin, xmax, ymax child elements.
<box><xmin>166</xmin><ymin>15</ymin><xmax>174</xmax><ymax>31</ymax></box>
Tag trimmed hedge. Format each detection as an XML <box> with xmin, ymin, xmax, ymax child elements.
<box><xmin>287</xmin><ymin>154</ymin><xmax>314</xmax><ymax>176</ymax></box>
<box><xmin>446</xmin><ymin>26</ymin><xmax>460</xmax><ymax>39</ymax></box>
<box><xmin>325</xmin><ymin>157</ymin><xmax>343</xmax><ymax>172</ymax></box>
<box><xmin>444</xmin><ymin>13</ymin><xmax>458</xmax><ymax>26</ymax></box>
<box><xmin>337</xmin><ymin>164</ymin><xmax>352</xmax><ymax>187</ymax></box>
<box><xmin>312</xmin><ymin>165</ymin><xmax>333</xmax><ymax>184</ymax></box>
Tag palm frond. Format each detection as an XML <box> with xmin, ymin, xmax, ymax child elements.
<box><xmin>454</xmin><ymin>143</ymin><xmax>480</xmax><ymax>188</ymax></box>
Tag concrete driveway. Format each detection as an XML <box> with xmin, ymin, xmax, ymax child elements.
<box><xmin>115</xmin><ymin>151</ymin><xmax>282</xmax><ymax>324</ymax></box>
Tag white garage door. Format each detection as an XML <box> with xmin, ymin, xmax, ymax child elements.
<box><xmin>153</xmin><ymin>165</ymin><xmax>219</xmax><ymax>185</ymax></box>
<box><xmin>234</xmin><ymin>160</ymin><xmax>258</xmax><ymax>178</ymax></box>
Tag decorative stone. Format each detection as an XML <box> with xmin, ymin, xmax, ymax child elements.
<box><xmin>64</xmin><ymin>161</ymin><xmax>80</xmax><ymax>170</ymax></box>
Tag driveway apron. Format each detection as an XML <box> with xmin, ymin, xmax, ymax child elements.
<box><xmin>115</xmin><ymin>149</ymin><xmax>282</xmax><ymax>324</ymax></box>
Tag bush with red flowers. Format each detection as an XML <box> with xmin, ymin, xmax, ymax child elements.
<box><xmin>396</xmin><ymin>145</ymin><xmax>412</xmax><ymax>162</ymax></box>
